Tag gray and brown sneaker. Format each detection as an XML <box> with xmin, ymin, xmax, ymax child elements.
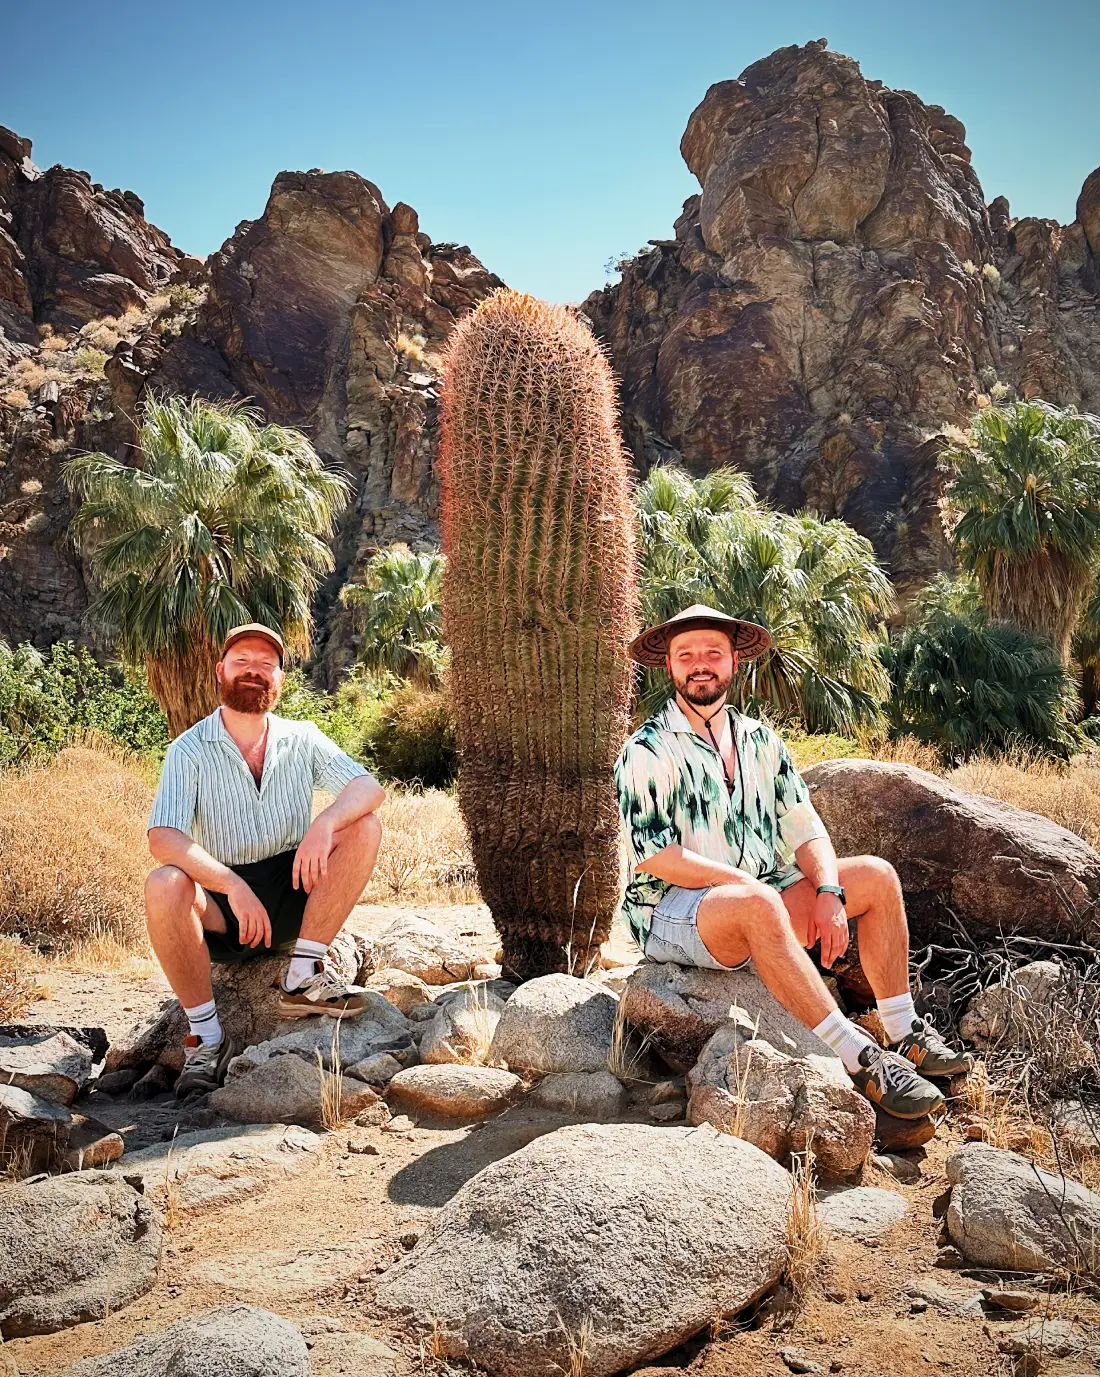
<box><xmin>175</xmin><ymin>1034</ymin><xmax>236</xmax><ymax>1098</ymax></box>
<box><xmin>850</xmin><ymin>1043</ymin><xmax>946</xmax><ymax>1120</ymax></box>
<box><xmin>277</xmin><ymin>965</ymin><xmax>371</xmax><ymax>1019</ymax></box>
<box><xmin>892</xmin><ymin>1016</ymin><xmax>974</xmax><ymax>1079</ymax></box>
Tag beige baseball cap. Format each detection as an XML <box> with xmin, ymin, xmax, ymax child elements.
<box><xmin>220</xmin><ymin>623</ymin><xmax>285</xmax><ymax>664</ymax></box>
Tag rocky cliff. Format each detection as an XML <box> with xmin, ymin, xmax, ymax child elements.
<box><xmin>0</xmin><ymin>132</ymin><xmax>502</xmax><ymax>673</ymax></box>
<box><xmin>2</xmin><ymin>37</ymin><xmax>1099</xmax><ymax>667</ymax></box>
<box><xmin>583</xmin><ymin>41</ymin><xmax>1100</xmax><ymax>600</ymax></box>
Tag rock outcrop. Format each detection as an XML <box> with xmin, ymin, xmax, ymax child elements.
<box><xmin>802</xmin><ymin>758</ymin><xmax>1100</xmax><ymax>948</ymax></box>
<box><xmin>583</xmin><ymin>41</ymin><xmax>1100</xmax><ymax>600</ymax></box>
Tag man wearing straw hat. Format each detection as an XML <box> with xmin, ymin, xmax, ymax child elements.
<box><xmin>615</xmin><ymin>604</ymin><xmax>972</xmax><ymax>1121</ymax></box>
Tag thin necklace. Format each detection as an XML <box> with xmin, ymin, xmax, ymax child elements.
<box><xmin>680</xmin><ymin>694</ymin><xmax>747</xmax><ymax>869</ymax></box>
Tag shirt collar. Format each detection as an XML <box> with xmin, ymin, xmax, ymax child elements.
<box><xmin>198</xmin><ymin>707</ymin><xmax>286</xmax><ymax>744</ymax></box>
<box><xmin>658</xmin><ymin>696</ymin><xmax>736</xmax><ymax>739</ymax></box>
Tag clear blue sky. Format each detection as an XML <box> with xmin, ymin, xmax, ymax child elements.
<box><xmin>5</xmin><ymin>1</ymin><xmax>1099</xmax><ymax>303</ymax></box>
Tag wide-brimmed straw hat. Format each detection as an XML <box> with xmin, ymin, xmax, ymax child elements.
<box><xmin>628</xmin><ymin>603</ymin><xmax>772</xmax><ymax>668</ymax></box>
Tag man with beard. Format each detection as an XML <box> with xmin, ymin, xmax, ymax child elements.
<box><xmin>145</xmin><ymin>624</ymin><xmax>385</xmax><ymax>1095</ymax></box>
<box><xmin>614</xmin><ymin>604</ymin><xmax>971</xmax><ymax>1122</ymax></box>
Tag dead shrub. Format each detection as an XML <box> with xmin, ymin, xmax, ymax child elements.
<box><xmin>11</xmin><ymin>359</ymin><xmax>45</xmax><ymax>389</ymax></box>
<box><xmin>361</xmin><ymin>788</ymin><xmax>479</xmax><ymax>905</ymax></box>
<box><xmin>785</xmin><ymin>1145</ymin><xmax>824</xmax><ymax>1303</ymax></box>
<box><xmin>950</xmin><ymin>752</ymin><xmax>1100</xmax><ymax>851</ymax></box>
<box><xmin>0</xmin><ymin>744</ymin><xmax>153</xmax><ymax>954</ymax></box>
<box><xmin>1</xmin><ymin>389</ymin><xmax>30</xmax><ymax>411</ymax></box>
<box><xmin>41</xmin><ymin>333</ymin><xmax>69</xmax><ymax>354</ymax></box>
<box><xmin>0</xmin><ymin>935</ymin><xmax>38</xmax><ymax>1019</ymax></box>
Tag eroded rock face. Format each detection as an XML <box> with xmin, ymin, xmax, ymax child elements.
<box><xmin>583</xmin><ymin>41</ymin><xmax>1100</xmax><ymax>601</ymax></box>
<box><xmin>376</xmin><ymin>1121</ymin><xmax>790</xmax><ymax>1377</ymax></box>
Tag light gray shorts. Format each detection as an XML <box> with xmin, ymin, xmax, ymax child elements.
<box><xmin>643</xmin><ymin>870</ymin><xmax>805</xmax><ymax>972</ymax></box>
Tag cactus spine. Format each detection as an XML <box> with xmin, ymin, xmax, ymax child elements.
<box><xmin>440</xmin><ymin>290</ymin><xmax>639</xmax><ymax>981</ymax></box>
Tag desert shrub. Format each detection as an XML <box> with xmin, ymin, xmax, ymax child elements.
<box><xmin>1</xmin><ymin>389</ymin><xmax>29</xmax><ymax>410</ymax></box>
<box><xmin>886</xmin><ymin>575</ymin><xmax>1080</xmax><ymax>761</ymax></box>
<box><xmin>12</xmin><ymin>359</ymin><xmax>45</xmax><ymax>389</ymax></box>
<box><xmin>950</xmin><ymin>751</ymin><xmax>1100</xmax><ymax>851</ymax></box>
<box><xmin>366</xmin><ymin>684</ymin><xmax>458</xmax><ymax>788</ymax></box>
<box><xmin>362</xmin><ymin>787</ymin><xmax>478</xmax><ymax>904</ymax></box>
<box><xmin>0</xmin><ymin>936</ymin><xmax>37</xmax><ymax>1019</ymax></box>
<box><xmin>41</xmin><ymin>333</ymin><xmax>68</xmax><ymax>354</ymax></box>
<box><xmin>0</xmin><ymin>641</ymin><xmax>168</xmax><ymax>765</ymax></box>
<box><xmin>0</xmin><ymin>745</ymin><xmax>152</xmax><ymax>953</ymax></box>
<box><xmin>73</xmin><ymin>346</ymin><xmax>107</xmax><ymax>377</ymax></box>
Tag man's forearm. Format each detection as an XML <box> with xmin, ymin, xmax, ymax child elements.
<box><xmin>316</xmin><ymin>775</ymin><xmax>385</xmax><ymax>832</ymax></box>
<box><xmin>795</xmin><ymin>835</ymin><xmax>840</xmax><ymax>891</ymax></box>
<box><xmin>148</xmin><ymin>827</ymin><xmax>239</xmax><ymax>895</ymax></box>
<box><xmin>638</xmin><ymin>843</ymin><xmax>754</xmax><ymax>889</ymax></box>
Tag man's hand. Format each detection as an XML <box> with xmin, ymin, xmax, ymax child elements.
<box><xmin>809</xmin><ymin>891</ymin><xmax>849</xmax><ymax>969</ymax></box>
<box><xmin>294</xmin><ymin>815</ymin><xmax>335</xmax><ymax>894</ymax></box>
<box><xmin>227</xmin><ymin>876</ymin><xmax>272</xmax><ymax>949</ymax></box>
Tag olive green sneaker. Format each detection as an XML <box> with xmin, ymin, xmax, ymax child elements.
<box><xmin>175</xmin><ymin>1034</ymin><xmax>236</xmax><ymax>1098</ymax></box>
<box><xmin>850</xmin><ymin>1044</ymin><xmax>945</xmax><ymax>1120</ymax></box>
<box><xmin>892</xmin><ymin>1016</ymin><xmax>974</xmax><ymax>1079</ymax></box>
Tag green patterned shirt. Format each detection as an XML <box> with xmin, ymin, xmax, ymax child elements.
<box><xmin>614</xmin><ymin>699</ymin><xmax>828</xmax><ymax>949</ymax></box>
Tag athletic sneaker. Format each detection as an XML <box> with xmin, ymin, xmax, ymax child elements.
<box><xmin>892</xmin><ymin>1016</ymin><xmax>974</xmax><ymax>1079</ymax></box>
<box><xmin>850</xmin><ymin>1043</ymin><xmax>946</xmax><ymax>1120</ymax></box>
<box><xmin>175</xmin><ymin>1034</ymin><xmax>236</xmax><ymax>1098</ymax></box>
<box><xmin>277</xmin><ymin>965</ymin><xmax>371</xmax><ymax>1019</ymax></box>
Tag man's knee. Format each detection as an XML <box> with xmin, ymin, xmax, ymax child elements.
<box><xmin>708</xmin><ymin>882</ymin><xmax>788</xmax><ymax>935</ymax></box>
<box><xmin>854</xmin><ymin>854</ymin><xmax>901</xmax><ymax>898</ymax></box>
<box><xmin>341</xmin><ymin>811</ymin><xmax>382</xmax><ymax>850</ymax></box>
<box><xmin>145</xmin><ymin>865</ymin><xmax>195</xmax><ymax>914</ymax></box>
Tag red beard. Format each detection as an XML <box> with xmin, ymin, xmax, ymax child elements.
<box><xmin>220</xmin><ymin>677</ymin><xmax>279</xmax><ymax>714</ymax></box>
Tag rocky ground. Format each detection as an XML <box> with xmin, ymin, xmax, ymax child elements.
<box><xmin>3</xmin><ymin>893</ymin><xmax>1100</xmax><ymax>1377</ymax></box>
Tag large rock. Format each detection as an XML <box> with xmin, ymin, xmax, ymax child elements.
<box><xmin>946</xmin><ymin>1142</ymin><xmax>1100</xmax><ymax>1272</ymax></box>
<box><xmin>387</xmin><ymin>1064</ymin><xmax>523</xmax><ymax>1120</ymax></box>
<box><xmin>819</xmin><ymin>1186</ymin><xmax>909</xmax><ymax>1240</ymax></box>
<box><xmin>0</xmin><ymin>1030</ymin><xmax>94</xmax><ymax>1104</ymax></box>
<box><xmin>489</xmin><ymin>974</ymin><xmax>618</xmax><ymax>1074</ymax></box>
<box><xmin>803</xmin><ymin>761</ymin><xmax>1100</xmax><ymax>948</ymax></box>
<box><xmin>107</xmin><ymin>930</ymin><xmax>372</xmax><ymax>1076</ymax></box>
<box><xmin>224</xmin><ymin>994</ymin><xmax>412</xmax><ymax>1077</ymax></box>
<box><xmin>623</xmin><ymin>961</ymin><xmax>778</xmax><ymax>1073</ymax></box>
<box><xmin>0</xmin><ymin>1172</ymin><xmax>162</xmax><ymax>1337</ymax></box>
<box><xmin>373</xmin><ymin>915</ymin><xmax>481</xmax><ymax>986</ymax></box>
<box><xmin>419</xmin><ymin>984</ymin><xmax>505</xmax><ymax>1064</ymax></box>
<box><xmin>0</xmin><ymin>1082</ymin><xmax>72</xmax><ymax>1175</ymax></box>
<box><xmin>209</xmin><ymin>1053</ymin><xmax>380</xmax><ymax>1127</ymax></box>
<box><xmin>115</xmin><ymin>1123</ymin><xmax>322</xmax><ymax>1212</ymax></box>
<box><xmin>687</xmin><ymin>1005</ymin><xmax>875</xmax><ymax>1176</ymax></box>
<box><xmin>58</xmin><ymin>1304</ymin><xmax>310</xmax><ymax>1376</ymax></box>
<box><xmin>376</xmin><ymin>1122</ymin><xmax>790</xmax><ymax>1376</ymax></box>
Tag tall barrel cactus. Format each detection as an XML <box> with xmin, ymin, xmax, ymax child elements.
<box><xmin>440</xmin><ymin>290</ymin><xmax>639</xmax><ymax>981</ymax></box>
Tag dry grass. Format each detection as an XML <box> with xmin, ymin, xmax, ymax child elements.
<box><xmin>0</xmin><ymin>743</ymin><xmax>154</xmax><ymax>955</ymax></box>
<box><xmin>556</xmin><ymin>1313</ymin><xmax>594</xmax><ymax>1377</ymax></box>
<box><xmin>40</xmin><ymin>333</ymin><xmax>68</xmax><ymax>354</ymax></box>
<box><xmin>361</xmin><ymin>789</ymin><xmax>479</xmax><ymax>905</ymax></box>
<box><xmin>12</xmin><ymin>358</ymin><xmax>46</xmax><ymax>389</ymax></box>
<box><xmin>786</xmin><ymin>1146</ymin><xmax>825</xmax><ymax>1302</ymax></box>
<box><xmin>606</xmin><ymin>993</ymin><xmax>650</xmax><ymax>1083</ymax></box>
<box><xmin>950</xmin><ymin>751</ymin><xmax>1100</xmax><ymax>850</ymax></box>
<box><xmin>317</xmin><ymin>1022</ymin><xmax>346</xmax><ymax>1129</ymax></box>
<box><xmin>0</xmin><ymin>935</ymin><xmax>39</xmax><ymax>1019</ymax></box>
<box><xmin>396</xmin><ymin>331</ymin><xmax>428</xmax><ymax>366</ymax></box>
<box><xmin>1</xmin><ymin>389</ymin><xmax>30</xmax><ymax>410</ymax></box>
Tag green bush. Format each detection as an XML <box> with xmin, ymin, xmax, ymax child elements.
<box><xmin>365</xmin><ymin>684</ymin><xmax>458</xmax><ymax>788</ymax></box>
<box><xmin>277</xmin><ymin>666</ymin><xmax>392</xmax><ymax>766</ymax></box>
<box><xmin>0</xmin><ymin>641</ymin><xmax>168</xmax><ymax>765</ymax></box>
<box><xmin>886</xmin><ymin>576</ymin><xmax>1081</xmax><ymax>761</ymax></box>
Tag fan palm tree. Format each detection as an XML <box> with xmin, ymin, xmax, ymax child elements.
<box><xmin>886</xmin><ymin>574</ymin><xmax>1079</xmax><ymax>759</ymax></box>
<box><xmin>636</xmin><ymin>466</ymin><xmax>893</xmax><ymax>733</ymax></box>
<box><xmin>946</xmin><ymin>401</ymin><xmax>1100</xmax><ymax>664</ymax></box>
<box><xmin>64</xmin><ymin>395</ymin><xmax>351</xmax><ymax>736</ymax></box>
<box><xmin>339</xmin><ymin>546</ymin><xmax>447</xmax><ymax>688</ymax></box>
<box><xmin>1074</xmin><ymin>576</ymin><xmax>1100</xmax><ymax>718</ymax></box>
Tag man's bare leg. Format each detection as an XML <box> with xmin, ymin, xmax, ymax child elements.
<box><xmin>297</xmin><ymin>812</ymin><xmax>382</xmax><ymax>946</ymax></box>
<box><xmin>780</xmin><ymin>855</ymin><xmax>909</xmax><ymax>999</ymax></box>
<box><xmin>144</xmin><ymin>866</ymin><xmax>224</xmax><ymax>1007</ymax></box>
<box><xmin>695</xmin><ymin>880</ymin><xmax>837</xmax><ymax>1028</ymax></box>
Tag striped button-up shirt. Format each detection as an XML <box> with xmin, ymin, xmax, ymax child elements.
<box><xmin>148</xmin><ymin>709</ymin><xmax>371</xmax><ymax>866</ymax></box>
<box><xmin>614</xmin><ymin>700</ymin><xmax>828</xmax><ymax>949</ymax></box>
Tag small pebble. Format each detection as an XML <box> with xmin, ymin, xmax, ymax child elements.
<box><xmin>780</xmin><ymin>1348</ymin><xmax>824</xmax><ymax>1375</ymax></box>
<box><xmin>347</xmin><ymin>1140</ymin><xmax>380</xmax><ymax>1155</ymax></box>
<box><xmin>984</xmin><ymin>1288</ymin><xmax>1038</xmax><ymax>1313</ymax></box>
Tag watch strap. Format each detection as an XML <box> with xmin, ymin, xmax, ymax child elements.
<box><xmin>816</xmin><ymin>883</ymin><xmax>846</xmax><ymax>902</ymax></box>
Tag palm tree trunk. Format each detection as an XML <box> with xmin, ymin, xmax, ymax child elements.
<box><xmin>984</xmin><ymin>550</ymin><xmax>1091</xmax><ymax>665</ymax></box>
<box><xmin>146</xmin><ymin>635</ymin><xmax>222</xmax><ymax>739</ymax></box>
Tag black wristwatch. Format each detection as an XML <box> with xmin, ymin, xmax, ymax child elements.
<box><xmin>816</xmin><ymin>883</ymin><xmax>846</xmax><ymax>905</ymax></box>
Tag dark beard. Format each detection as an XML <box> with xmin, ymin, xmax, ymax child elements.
<box><xmin>220</xmin><ymin>677</ymin><xmax>279</xmax><ymax>714</ymax></box>
<box><xmin>672</xmin><ymin>669</ymin><xmax>733</xmax><ymax>708</ymax></box>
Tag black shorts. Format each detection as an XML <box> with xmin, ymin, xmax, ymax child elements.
<box><xmin>202</xmin><ymin>849</ymin><xmax>307</xmax><ymax>966</ymax></box>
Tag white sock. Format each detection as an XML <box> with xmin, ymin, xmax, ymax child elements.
<box><xmin>877</xmin><ymin>992</ymin><xmax>918</xmax><ymax>1044</ymax></box>
<box><xmin>184</xmin><ymin>999</ymin><xmax>223</xmax><ymax>1048</ymax></box>
<box><xmin>813</xmin><ymin>1008</ymin><xmax>877</xmax><ymax>1074</ymax></box>
<box><xmin>283</xmin><ymin>938</ymin><xmax>328</xmax><ymax>992</ymax></box>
